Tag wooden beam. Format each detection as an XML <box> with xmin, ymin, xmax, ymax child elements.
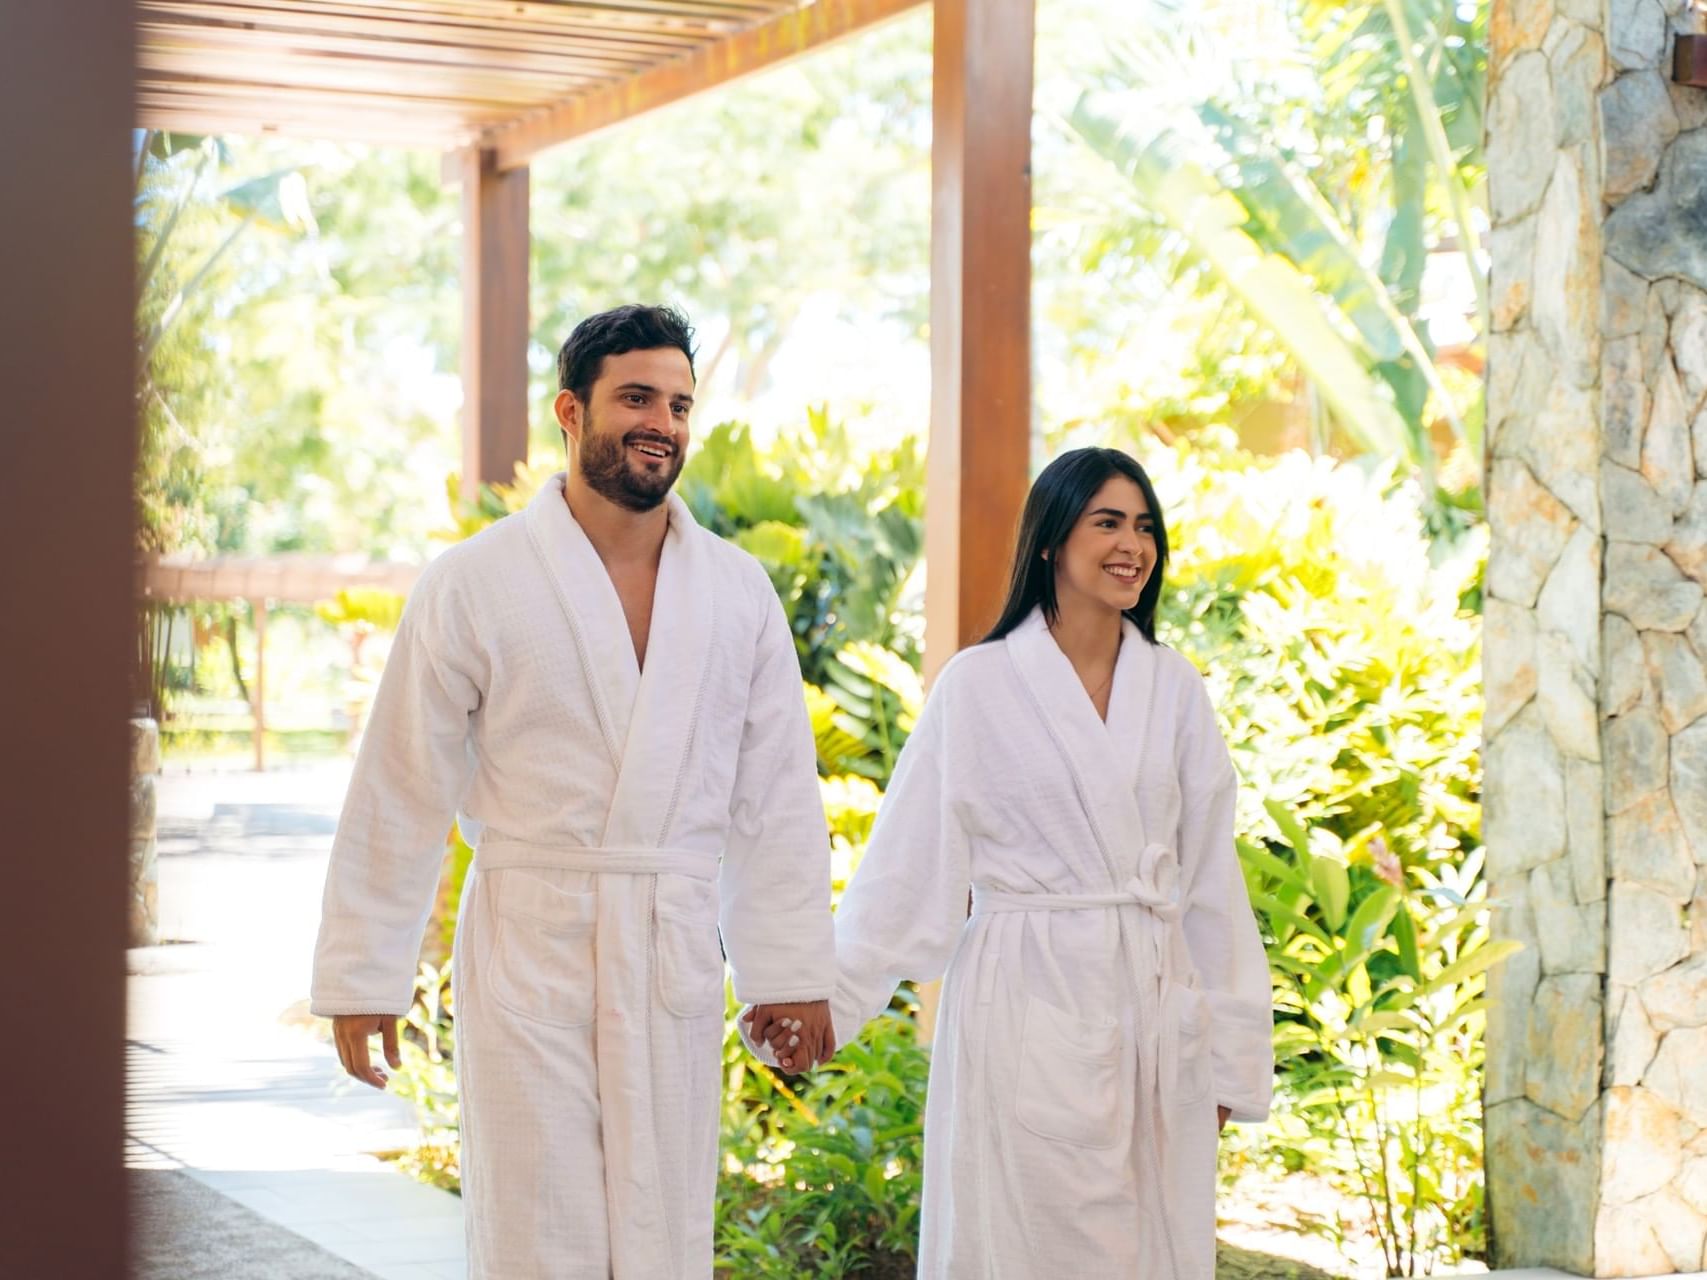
<box><xmin>0</xmin><ymin>1</ymin><xmax>133</xmax><ymax>1274</ymax></box>
<box><xmin>480</xmin><ymin>0</ymin><xmax>927</xmax><ymax>171</ymax></box>
<box><xmin>460</xmin><ymin>147</ymin><xmax>531</xmax><ymax>498</ymax></box>
<box><xmin>924</xmin><ymin>0</ymin><xmax>1035</xmax><ymax>678</ymax></box>
<box><xmin>252</xmin><ymin>599</ymin><xmax>268</xmax><ymax>773</ymax></box>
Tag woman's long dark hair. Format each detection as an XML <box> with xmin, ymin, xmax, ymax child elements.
<box><xmin>981</xmin><ymin>447</ymin><xmax>1169</xmax><ymax>645</ymax></box>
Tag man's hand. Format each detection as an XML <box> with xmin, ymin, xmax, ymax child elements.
<box><xmin>332</xmin><ymin>1014</ymin><xmax>401</xmax><ymax>1089</ymax></box>
<box><xmin>741</xmin><ymin>1000</ymin><xmax>835</xmax><ymax>1073</ymax></box>
<box><xmin>1218</xmin><ymin>1105</ymin><xmax>1231</xmax><ymax>1133</ymax></box>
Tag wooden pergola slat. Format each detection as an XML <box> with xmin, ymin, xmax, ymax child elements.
<box><xmin>138</xmin><ymin>0</ymin><xmax>813</xmax><ymax>143</ymax></box>
<box><xmin>148</xmin><ymin>0</ymin><xmax>733</xmax><ymax>36</ymax></box>
<box><xmin>479</xmin><ymin>0</ymin><xmax>926</xmax><ymax>169</ymax></box>
<box><xmin>145</xmin><ymin>3</ymin><xmax>722</xmax><ymax>54</ymax></box>
<box><xmin>142</xmin><ymin>23</ymin><xmax>670</xmax><ymax>80</ymax></box>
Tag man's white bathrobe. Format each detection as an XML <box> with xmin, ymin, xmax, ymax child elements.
<box><xmin>829</xmin><ymin>609</ymin><xmax>1273</xmax><ymax>1278</ymax></box>
<box><xmin>311</xmin><ymin>475</ymin><xmax>835</xmax><ymax>1279</ymax></box>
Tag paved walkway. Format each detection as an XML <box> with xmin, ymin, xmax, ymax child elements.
<box><xmin>127</xmin><ymin>760</ymin><xmax>466</xmax><ymax>1280</ymax></box>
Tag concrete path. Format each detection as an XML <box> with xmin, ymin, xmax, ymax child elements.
<box><xmin>127</xmin><ymin>760</ymin><xmax>466</xmax><ymax>1280</ymax></box>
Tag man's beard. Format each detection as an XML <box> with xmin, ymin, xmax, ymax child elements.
<box><xmin>578</xmin><ymin>412</ymin><xmax>683</xmax><ymax>512</ymax></box>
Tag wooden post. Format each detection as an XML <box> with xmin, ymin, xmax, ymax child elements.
<box><xmin>924</xmin><ymin>0</ymin><xmax>1035</xmax><ymax>683</ymax></box>
<box><xmin>0</xmin><ymin>2</ymin><xmax>133</xmax><ymax>1273</ymax></box>
<box><xmin>459</xmin><ymin>147</ymin><xmax>530</xmax><ymax>500</ymax></box>
<box><xmin>917</xmin><ymin>0</ymin><xmax>1036</xmax><ymax>1043</ymax></box>
<box><xmin>252</xmin><ymin>598</ymin><xmax>267</xmax><ymax>772</ymax></box>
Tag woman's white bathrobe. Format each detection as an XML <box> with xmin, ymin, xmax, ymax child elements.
<box><xmin>829</xmin><ymin>609</ymin><xmax>1273</xmax><ymax>1278</ymax></box>
<box><xmin>311</xmin><ymin>475</ymin><xmax>835</xmax><ymax>1279</ymax></box>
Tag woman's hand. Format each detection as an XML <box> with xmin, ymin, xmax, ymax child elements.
<box><xmin>1218</xmin><ymin>1105</ymin><xmax>1231</xmax><ymax>1132</ymax></box>
<box><xmin>742</xmin><ymin>1000</ymin><xmax>835</xmax><ymax>1072</ymax></box>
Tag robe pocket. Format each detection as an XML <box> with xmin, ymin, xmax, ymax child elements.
<box><xmin>654</xmin><ymin>879</ymin><xmax>725</xmax><ymax>1019</ymax></box>
<box><xmin>1167</xmin><ymin>982</ymin><xmax>1213</xmax><ymax>1106</ymax></box>
<box><xmin>1014</xmin><ymin>996</ymin><xmax>1124</xmax><ymax>1150</ymax></box>
<box><xmin>487</xmin><ymin>871</ymin><xmax>598</xmax><ymax>1030</ymax></box>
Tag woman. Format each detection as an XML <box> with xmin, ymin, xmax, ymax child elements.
<box><xmin>752</xmin><ymin>447</ymin><xmax>1273</xmax><ymax>1277</ymax></box>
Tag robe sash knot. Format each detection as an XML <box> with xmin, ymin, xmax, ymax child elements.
<box><xmin>970</xmin><ymin>841</ymin><xmax>1181</xmax><ymax>919</ymax></box>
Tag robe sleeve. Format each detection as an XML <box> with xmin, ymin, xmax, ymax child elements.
<box><xmin>310</xmin><ymin>558</ymin><xmax>483</xmax><ymax>1017</ymax></box>
<box><xmin>718</xmin><ymin>586</ymin><xmax>837</xmax><ymax>1006</ymax></box>
<box><xmin>1176</xmin><ymin>673</ymin><xmax>1274</xmax><ymax>1123</ymax></box>
<box><xmin>823</xmin><ymin>683</ymin><xmax>971</xmax><ymax>1048</ymax></box>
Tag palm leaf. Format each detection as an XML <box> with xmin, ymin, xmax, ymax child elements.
<box><xmin>1068</xmin><ymin>90</ymin><xmax>1417</xmax><ymax>468</ymax></box>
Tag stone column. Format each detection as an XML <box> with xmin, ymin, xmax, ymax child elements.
<box><xmin>129</xmin><ymin>714</ymin><xmax>159</xmax><ymax>948</ymax></box>
<box><xmin>1484</xmin><ymin>0</ymin><xmax>1707</xmax><ymax>1272</ymax></box>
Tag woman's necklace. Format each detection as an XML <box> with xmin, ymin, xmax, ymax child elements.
<box><xmin>1088</xmin><ymin>665</ymin><xmax>1115</xmax><ymax>700</ymax></box>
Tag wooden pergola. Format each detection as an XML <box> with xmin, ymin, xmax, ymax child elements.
<box><xmin>7</xmin><ymin>6</ymin><xmax>1039</xmax><ymax>1268</ymax></box>
<box><xmin>137</xmin><ymin>0</ymin><xmax>1039</xmax><ymax>668</ymax></box>
<box><xmin>141</xmin><ymin>553</ymin><xmax>424</xmax><ymax>769</ymax></box>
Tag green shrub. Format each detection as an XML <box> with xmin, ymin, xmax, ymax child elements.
<box><xmin>715</xmin><ymin>992</ymin><xmax>928</xmax><ymax>1278</ymax></box>
<box><xmin>1151</xmin><ymin>436</ymin><xmax>1493</xmax><ymax>1272</ymax></box>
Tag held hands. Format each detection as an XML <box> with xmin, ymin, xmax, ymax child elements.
<box><xmin>741</xmin><ymin>1000</ymin><xmax>835</xmax><ymax>1072</ymax></box>
<box><xmin>1218</xmin><ymin>1105</ymin><xmax>1231</xmax><ymax>1133</ymax></box>
<box><xmin>332</xmin><ymin>1014</ymin><xmax>401</xmax><ymax>1090</ymax></box>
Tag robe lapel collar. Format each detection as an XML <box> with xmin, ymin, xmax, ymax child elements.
<box><xmin>601</xmin><ymin>493</ymin><xmax>716</xmax><ymax>847</ymax></box>
<box><xmin>1007</xmin><ymin>608</ymin><xmax>1158</xmax><ymax>873</ymax></box>
<box><xmin>524</xmin><ymin>473</ymin><xmax>639</xmax><ymax>766</ymax></box>
<box><xmin>1106</xmin><ymin>617</ymin><xmax>1160</xmax><ymax>798</ymax></box>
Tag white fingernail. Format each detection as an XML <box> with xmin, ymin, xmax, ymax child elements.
<box><xmin>789</xmin><ymin>1018</ymin><xmax>803</xmax><ymax>1030</ymax></box>
<box><xmin>788</xmin><ymin>1035</ymin><xmax>800</xmax><ymax>1047</ymax></box>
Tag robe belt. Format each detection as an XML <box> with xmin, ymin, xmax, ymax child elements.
<box><xmin>968</xmin><ymin>842</ymin><xmax>1182</xmax><ymax>921</ymax></box>
<box><xmin>474</xmin><ymin>837</ymin><xmax>717</xmax><ymax>881</ymax></box>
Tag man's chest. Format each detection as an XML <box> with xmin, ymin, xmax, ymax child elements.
<box><xmin>606</xmin><ymin>563</ymin><xmax>658</xmax><ymax>667</ymax></box>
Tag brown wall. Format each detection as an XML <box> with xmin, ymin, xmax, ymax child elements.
<box><xmin>0</xmin><ymin>4</ymin><xmax>135</xmax><ymax>1276</ymax></box>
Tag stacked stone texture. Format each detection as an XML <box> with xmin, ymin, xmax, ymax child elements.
<box><xmin>1485</xmin><ymin>0</ymin><xmax>1707</xmax><ymax>1272</ymax></box>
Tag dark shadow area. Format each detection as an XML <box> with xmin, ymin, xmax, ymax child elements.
<box><xmin>130</xmin><ymin>1169</ymin><xmax>371</xmax><ymax>1280</ymax></box>
<box><xmin>1215</xmin><ymin>1242</ymin><xmax>1343</xmax><ymax>1279</ymax></box>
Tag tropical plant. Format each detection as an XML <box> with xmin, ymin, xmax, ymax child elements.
<box><xmin>1149</xmin><ymin>436</ymin><xmax>1492</xmax><ymax>1269</ymax></box>
<box><xmin>386</xmin><ymin>959</ymin><xmax>461</xmax><ymax>1193</ymax></box>
<box><xmin>1239</xmin><ymin>812</ymin><xmax>1504</xmax><ymax>1274</ymax></box>
<box><xmin>715</xmin><ymin>995</ymin><xmax>929</xmax><ymax>1279</ymax></box>
<box><xmin>678</xmin><ymin>412</ymin><xmax>925</xmax><ymax>687</ymax></box>
<box><xmin>135</xmin><ymin>132</ymin><xmax>314</xmax><ymax>561</ymax></box>
<box><xmin>1044</xmin><ymin>0</ymin><xmax>1487</xmax><ymax>502</ymax></box>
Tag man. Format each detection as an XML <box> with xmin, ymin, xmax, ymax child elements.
<box><xmin>311</xmin><ymin>304</ymin><xmax>837</xmax><ymax>1278</ymax></box>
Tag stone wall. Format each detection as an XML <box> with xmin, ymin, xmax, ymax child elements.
<box><xmin>1484</xmin><ymin>0</ymin><xmax>1707</xmax><ymax>1272</ymax></box>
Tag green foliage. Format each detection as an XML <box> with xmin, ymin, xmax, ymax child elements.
<box><xmin>678</xmin><ymin>412</ymin><xmax>925</xmax><ymax>688</ymax></box>
<box><xmin>526</xmin><ymin>16</ymin><xmax>932</xmax><ymax>451</ymax></box>
<box><xmin>1038</xmin><ymin>0</ymin><xmax>1487</xmax><ymax>505</ymax></box>
<box><xmin>386</xmin><ymin>960</ymin><xmax>461</xmax><ymax>1193</ymax></box>
<box><xmin>135</xmin><ymin>132</ymin><xmax>315</xmax><ymax>559</ymax></box>
<box><xmin>715</xmin><ymin>997</ymin><xmax>928</xmax><ymax>1278</ymax></box>
<box><xmin>313</xmin><ymin>587</ymin><xmax>405</xmax><ymax>634</ymax></box>
<box><xmin>1150</xmin><ymin>437</ymin><xmax>1493</xmax><ymax>1270</ymax></box>
<box><xmin>1237</xmin><ymin>825</ymin><xmax>1504</xmax><ymax>1274</ymax></box>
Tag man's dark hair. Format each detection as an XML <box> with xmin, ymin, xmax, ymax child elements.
<box><xmin>555</xmin><ymin>304</ymin><xmax>697</xmax><ymax>403</ymax></box>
